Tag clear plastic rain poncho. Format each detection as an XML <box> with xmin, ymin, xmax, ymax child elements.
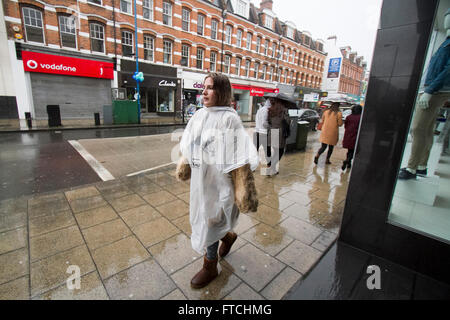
<box><xmin>179</xmin><ymin>106</ymin><xmax>259</xmax><ymax>254</ymax></box>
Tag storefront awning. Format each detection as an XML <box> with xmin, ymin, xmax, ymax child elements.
<box><xmin>231</xmin><ymin>85</ymin><xmax>279</xmax><ymax>97</ymax></box>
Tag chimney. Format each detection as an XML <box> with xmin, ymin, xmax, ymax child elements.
<box><xmin>327</xmin><ymin>35</ymin><xmax>337</xmax><ymax>45</ymax></box>
<box><xmin>260</xmin><ymin>0</ymin><xmax>273</xmax><ymax>10</ymax></box>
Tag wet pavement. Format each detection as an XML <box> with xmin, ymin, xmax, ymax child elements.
<box><xmin>0</xmin><ymin>130</ymin><xmax>352</xmax><ymax>300</ymax></box>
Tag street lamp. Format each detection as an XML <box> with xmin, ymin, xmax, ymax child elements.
<box><xmin>221</xmin><ymin>9</ymin><xmax>227</xmax><ymax>73</ymax></box>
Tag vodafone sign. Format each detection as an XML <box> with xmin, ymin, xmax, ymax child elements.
<box><xmin>22</xmin><ymin>51</ymin><xmax>114</xmax><ymax>79</ymax></box>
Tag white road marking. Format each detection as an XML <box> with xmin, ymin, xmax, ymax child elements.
<box><xmin>126</xmin><ymin>161</ymin><xmax>176</xmax><ymax>177</ymax></box>
<box><xmin>68</xmin><ymin>140</ymin><xmax>115</xmax><ymax>181</ymax></box>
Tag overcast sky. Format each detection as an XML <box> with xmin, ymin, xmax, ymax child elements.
<box><xmin>250</xmin><ymin>0</ymin><xmax>383</xmax><ymax>67</ymax></box>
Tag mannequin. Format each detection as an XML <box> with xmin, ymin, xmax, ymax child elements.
<box><xmin>399</xmin><ymin>8</ymin><xmax>450</xmax><ymax>180</ymax></box>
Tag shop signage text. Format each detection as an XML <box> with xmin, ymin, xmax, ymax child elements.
<box><xmin>193</xmin><ymin>82</ymin><xmax>204</xmax><ymax>89</ymax></box>
<box><xmin>22</xmin><ymin>51</ymin><xmax>114</xmax><ymax>79</ymax></box>
<box><xmin>232</xmin><ymin>84</ymin><xmax>279</xmax><ymax>97</ymax></box>
<box><xmin>159</xmin><ymin>80</ymin><xmax>177</xmax><ymax>87</ymax></box>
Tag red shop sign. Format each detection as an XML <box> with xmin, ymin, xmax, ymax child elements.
<box><xmin>22</xmin><ymin>51</ymin><xmax>114</xmax><ymax>79</ymax></box>
<box><xmin>232</xmin><ymin>84</ymin><xmax>279</xmax><ymax>97</ymax></box>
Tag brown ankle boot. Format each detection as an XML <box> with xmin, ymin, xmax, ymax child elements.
<box><xmin>219</xmin><ymin>232</ymin><xmax>237</xmax><ymax>258</ymax></box>
<box><xmin>190</xmin><ymin>255</ymin><xmax>218</xmax><ymax>289</ymax></box>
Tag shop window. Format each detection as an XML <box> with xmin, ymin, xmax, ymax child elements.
<box><xmin>120</xmin><ymin>0</ymin><xmax>132</xmax><ymax>14</ymax></box>
<box><xmin>225</xmin><ymin>25</ymin><xmax>232</xmax><ymax>45</ymax></box>
<box><xmin>22</xmin><ymin>7</ymin><xmax>44</xmax><ymax>43</ymax></box>
<box><xmin>59</xmin><ymin>15</ymin><xmax>76</xmax><ymax>48</ymax></box>
<box><xmin>211</xmin><ymin>19</ymin><xmax>218</xmax><ymax>40</ymax></box>
<box><xmin>210</xmin><ymin>51</ymin><xmax>217</xmax><ymax>72</ymax></box>
<box><xmin>89</xmin><ymin>22</ymin><xmax>105</xmax><ymax>53</ymax></box>
<box><xmin>388</xmin><ymin>2</ymin><xmax>450</xmax><ymax>243</ymax></box>
<box><xmin>181</xmin><ymin>44</ymin><xmax>189</xmax><ymax>67</ymax></box>
<box><xmin>236</xmin><ymin>29</ymin><xmax>243</xmax><ymax>48</ymax></box>
<box><xmin>235</xmin><ymin>57</ymin><xmax>241</xmax><ymax>76</ymax></box>
<box><xmin>121</xmin><ymin>30</ymin><xmax>133</xmax><ymax>56</ymax></box>
<box><xmin>197</xmin><ymin>14</ymin><xmax>205</xmax><ymax>36</ymax></box>
<box><xmin>143</xmin><ymin>0</ymin><xmax>153</xmax><ymax>21</ymax></box>
<box><xmin>196</xmin><ymin>48</ymin><xmax>204</xmax><ymax>69</ymax></box>
<box><xmin>163</xmin><ymin>1</ymin><xmax>172</xmax><ymax>26</ymax></box>
<box><xmin>246</xmin><ymin>32</ymin><xmax>252</xmax><ymax>50</ymax></box>
<box><xmin>224</xmin><ymin>55</ymin><xmax>231</xmax><ymax>74</ymax></box>
<box><xmin>144</xmin><ymin>35</ymin><xmax>154</xmax><ymax>61</ymax></box>
<box><xmin>157</xmin><ymin>87</ymin><xmax>174</xmax><ymax>112</ymax></box>
<box><xmin>182</xmin><ymin>8</ymin><xmax>190</xmax><ymax>31</ymax></box>
<box><xmin>163</xmin><ymin>40</ymin><xmax>172</xmax><ymax>64</ymax></box>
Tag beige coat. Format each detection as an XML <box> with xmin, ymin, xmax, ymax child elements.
<box><xmin>319</xmin><ymin>109</ymin><xmax>343</xmax><ymax>146</ymax></box>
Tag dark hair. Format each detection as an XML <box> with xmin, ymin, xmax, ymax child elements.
<box><xmin>204</xmin><ymin>73</ymin><xmax>232</xmax><ymax>106</ymax></box>
<box><xmin>352</xmin><ymin>104</ymin><xmax>363</xmax><ymax>115</ymax></box>
<box><xmin>329</xmin><ymin>102</ymin><xmax>340</xmax><ymax>113</ymax></box>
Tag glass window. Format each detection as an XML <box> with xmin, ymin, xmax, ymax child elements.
<box><xmin>211</xmin><ymin>19</ymin><xmax>218</xmax><ymax>40</ymax></box>
<box><xmin>287</xmin><ymin>26</ymin><xmax>294</xmax><ymax>39</ymax></box>
<box><xmin>144</xmin><ymin>35</ymin><xmax>154</xmax><ymax>61</ymax></box>
<box><xmin>388</xmin><ymin>1</ymin><xmax>450</xmax><ymax>243</ymax></box>
<box><xmin>89</xmin><ymin>23</ymin><xmax>104</xmax><ymax>53</ymax></box>
<box><xmin>224</xmin><ymin>55</ymin><xmax>231</xmax><ymax>74</ymax></box>
<box><xmin>286</xmin><ymin>48</ymin><xmax>290</xmax><ymax>62</ymax></box>
<box><xmin>197</xmin><ymin>14</ymin><xmax>205</xmax><ymax>35</ymax></box>
<box><xmin>272</xmin><ymin>43</ymin><xmax>276</xmax><ymax>58</ymax></box>
<box><xmin>235</xmin><ymin>57</ymin><xmax>241</xmax><ymax>76</ymax></box>
<box><xmin>163</xmin><ymin>40</ymin><xmax>172</xmax><ymax>64</ymax></box>
<box><xmin>264</xmin><ymin>40</ymin><xmax>269</xmax><ymax>56</ymax></box>
<box><xmin>88</xmin><ymin>0</ymin><xmax>102</xmax><ymax>4</ymax></box>
<box><xmin>163</xmin><ymin>1</ymin><xmax>172</xmax><ymax>26</ymax></box>
<box><xmin>270</xmin><ymin>66</ymin><xmax>274</xmax><ymax>81</ymax></box>
<box><xmin>246</xmin><ymin>33</ymin><xmax>252</xmax><ymax>50</ymax></box>
<box><xmin>225</xmin><ymin>25</ymin><xmax>232</xmax><ymax>45</ymax></box>
<box><xmin>196</xmin><ymin>48</ymin><xmax>204</xmax><ymax>69</ymax></box>
<box><xmin>236</xmin><ymin>0</ymin><xmax>247</xmax><ymax>17</ymax></box>
<box><xmin>59</xmin><ymin>15</ymin><xmax>76</xmax><ymax>48</ymax></box>
<box><xmin>261</xmin><ymin>65</ymin><xmax>266</xmax><ymax>80</ymax></box>
<box><xmin>279</xmin><ymin>46</ymin><xmax>284</xmax><ymax>60</ymax></box>
<box><xmin>158</xmin><ymin>87</ymin><xmax>174</xmax><ymax>112</ymax></box>
<box><xmin>182</xmin><ymin>8</ymin><xmax>190</xmax><ymax>31</ymax></box>
<box><xmin>120</xmin><ymin>0</ymin><xmax>132</xmax><ymax>14</ymax></box>
<box><xmin>254</xmin><ymin>62</ymin><xmax>259</xmax><ymax>78</ymax></box>
<box><xmin>245</xmin><ymin>60</ymin><xmax>250</xmax><ymax>77</ymax></box>
<box><xmin>256</xmin><ymin>37</ymin><xmax>261</xmax><ymax>54</ymax></box>
<box><xmin>22</xmin><ymin>7</ymin><xmax>44</xmax><ymax>43</ymax></box>
<box><xmin>181</xmin><ymin>45</ymin><xmax>189</xmax><ymax>67</ymax></box>
<box><xmin>265</xmin><ymin>15</ymin><xmax>273</xmax><ymax>29</ymax></box>
<box><xmin>143</xmin><ymin>0</ymin><xmax>153</xmax><ymax>20</ymax></box>
<box><xmin>210</xmin><ymin>52</ymin><xmax>217</xmax><ymax>72</ymax></box>
<box><xmin>236</xmin><ymin>29</ymin><xmax>242</xmax><ymax>48</ymax></box>
<box><xmin>121</xmin><ymin>30</ymin><xmax>133</xmax><ymax>56</ymax></box>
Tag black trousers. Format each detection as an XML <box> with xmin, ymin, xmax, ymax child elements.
<box><xmin>317</xmin><ymin>143</ymin><xmax>334</xmax><ymax>159</ymax></box>
<box><xmin>345</xmin><ymin>148</ymin><xmax>355</xmax><ymax>163</ymax></box>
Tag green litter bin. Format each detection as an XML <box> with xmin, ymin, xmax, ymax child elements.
<box><xmin>296</xmin><ymin>121</ymin><xmax>309</xmax><ymax>150</ymax></box>
<box><xmin>113</xmin><ymin>100</ymin><xmax>139</xmax><ymax>124</ymax></box>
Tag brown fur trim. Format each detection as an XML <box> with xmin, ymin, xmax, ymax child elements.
<box><xmin>176</xmin><ymin>156</ymin><xmax>191</xmax><ymax>181</ymax></box>
<box><xmin>231</xmin><ymin>164</ymin><xmax>258</xmax><ymax>213</ymax></box>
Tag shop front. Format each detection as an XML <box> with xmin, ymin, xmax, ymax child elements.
<box><xmin>21</xmin><ymin>49</ymin><xmax>114</xmax><ymax>119</ymax></box>
<box><xmin>182</xmin><ymin>71</ymin><xmax>207</xmax><ymax>114</ymax></box>
<box><xmin>120</xmin><ymin>60</ymin><xmax>181</xmax><ymax>116</ymax></box>
<box><xmin>231</xmin><ymin>83</ymin><xmax>278</xmax><ymax>121</ymax></box>
<box><xmin>294</xmin><ymin>86</ymin><xmax>322</xmax><ymax>109</ymax></box>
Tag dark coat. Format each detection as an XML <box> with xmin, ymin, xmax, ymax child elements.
<box><xmin>342</xmin><ymin>114</ymin><xmax>361</xmax><ymax>149</ymax></box>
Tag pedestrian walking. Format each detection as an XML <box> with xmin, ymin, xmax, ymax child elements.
<box><xmin>314</xmin><ymin>102</ymin><xmax>343</xmax><ymax>165</ymax></box>
<box><xmin>266</xmin><ymin>93</ymin><xmax>292</xmax><ymax>174</ymax></box>
<box><xmin>342</xmin><ymin>104</ymin><xmax>362</xmax><ymax>170</ymax></box>
<box><xmin>176</xmin><ymin>72</ymin><xmax>259</xmax><ymax>289</ymax></box>
<box><xmin>254</xmin><ymin>97</ymin><xmax>273</xmax><ymax>165</ymax></box>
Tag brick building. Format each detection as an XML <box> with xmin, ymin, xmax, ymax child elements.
<box><xmin>1</xmin><ymin>0</ymin><xmax>326</xmax><ymax>122</ymax></box>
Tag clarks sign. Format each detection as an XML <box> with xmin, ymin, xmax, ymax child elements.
<box><xmin>22</xmin><ymin>51</ymin><xmax>114</xmax><ymax>79</ymax></box>
<box><xmin>159</xmin><ymin>80</ymin><xmax>177</xmax><ymax>87</ymax></box>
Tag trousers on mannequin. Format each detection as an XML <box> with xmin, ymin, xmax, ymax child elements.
<box><xmin>407</xmin><ymin>92</ymin><xmax>450</xmax><ymax>170</ymax></box>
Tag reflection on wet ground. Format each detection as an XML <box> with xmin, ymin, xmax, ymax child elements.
<box><xmin>0</xmin><ymin>131</ymin><xmax>352</xmax><ymax>300</ymax></box>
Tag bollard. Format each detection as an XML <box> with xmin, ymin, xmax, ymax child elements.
<box><xmin>25</xmin><ymin>112</ymin><xmax>32</xmax><ymax>129</ymax></box>
<box><xmin>94</xmin><ymin>112</ymin><xmax>100</xmax><ymax>126</ymax></box>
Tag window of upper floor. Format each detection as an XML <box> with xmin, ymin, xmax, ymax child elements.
<box><xmin>197</xmin><ymin>14</ymin><xmax>205</xmax><ymax>35</ymax></box>
<box><xmin>143</xmin><ymin>0</ymin><xmax>153</xmax><ymax>20</ymax></box>
<box><xmin>58</xmin><ymin>15</ymin><xmax>77</xmax><ymax>49</ymax></box>
<box><xmin>182</xmin><ymin>8</ymin><xmax>190</xmax><ymax>31</ymax></box>
<box><xmin>225</xmin><ymin>25</ymin><xmax>232</xmax><ymax>45</ymax></box>
<box><xmin>163</xmin><ymin>1</ymin><xmax>172</xmax><ymax>26</ymax></box>
<box><xmin>120</xmin><ymin>0</ymin><xmax>132</xmax><ymax>14</ymax></box>
<box><xmin>89</xmin><ymin>22</ymin><xmax>105</xmax><ymax>53</ymax></box>
<box><xmin>236</xmin><ymin>29</ymin><xmax>243</xmax><ymax>48</ymax></box>
<box><xmin>144</xmin><ymin>35</ymin><xmax>154</xmax><ymax>61</ymax></box>
<box><xmin>88</xmin><ymin>0</ymin><xmax>102</xmax><ymax>5</ymax></box>
<box><xmin>265</xmin><ymin>15</ymin><xmax>273</xmax><ymax>30</ymax></box>
<box><xmin>196</xmin><ymin>47</ymin><xmax>204</xmax><ymax>69</ymax></box>
<box><xmin>163</xmin><ymin>39</ymin><xmax>173</xmax><ymax>64</ymax></box>
<box><xmin>121</xmin><ymin>30</ymin><xmax>134</xmax><ymax>56</ymax></box>
<box><xmin>256</xmin><ymin>37</ymin><xmax>261</xmax><ymax>54</ymax></box>
<box><xmin>232</xmin><ymin>0</ymin><xmax>249</xmax><ymax>19</ymax></box>
<box><xmin>210</xmin><ymin>51</ymin><xmax>217</xmax><ymax>72</ymax></box>
<box><xmin>287</xmin><ymin>26</ymin><xmax>294</xmax><ymax>39</ymax></box>
<box><xmin>22</xmin><ymin>7</ymin><xmax>44</xmax><ymax>44</ymax></box>
<box><xmin>211</xmin><ymin>19</ymin><xmax>218</xmax><ymax>40</ymax></box>
<box><xmin>181</xmin><ymin>44</ymin><xmax>190</xmax><ymax>67</ymax></box>
<box><xmin>246</xmin><ymin>32</ymin><xmax>252</xmax><ymax>50</ymax></box>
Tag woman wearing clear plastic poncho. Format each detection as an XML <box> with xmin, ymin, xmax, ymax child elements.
<box><xmin>176</xmin><ymin>73</ymin><xmax>259</xmax><ymax>289</ymax></box>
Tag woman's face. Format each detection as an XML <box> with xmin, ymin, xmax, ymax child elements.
<box><xmin>202</xmin><ymin>77</ymin><xmax>217</xmax><ymax>107</ymax></box>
